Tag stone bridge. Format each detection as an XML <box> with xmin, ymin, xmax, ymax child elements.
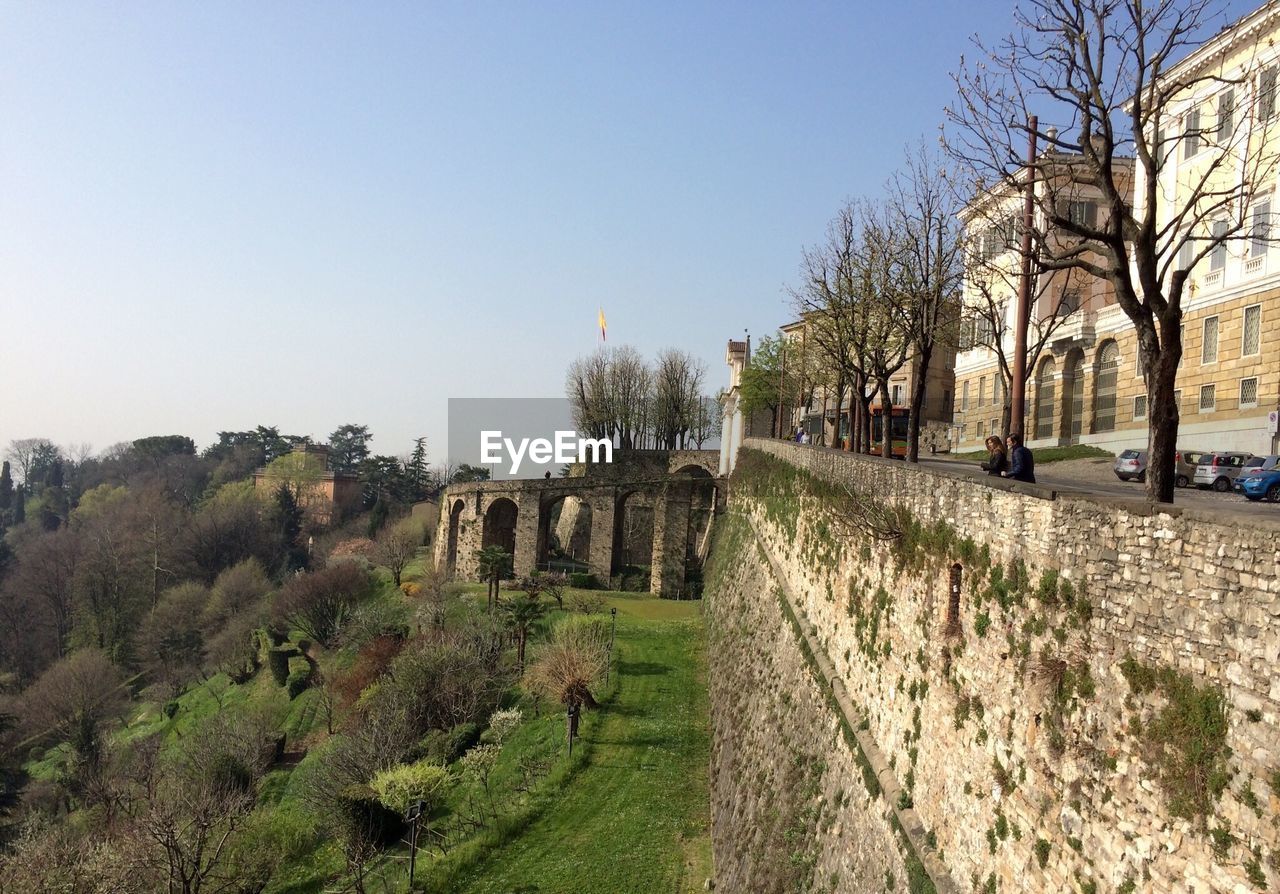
<box><xmin>433</xmin><ymin>450</ymin><xmax>723</xmax><ymax>595</ymax></box>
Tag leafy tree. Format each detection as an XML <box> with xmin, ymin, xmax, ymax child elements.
<box><xmin>19</xmin><ymin>648</ymin><xmax>128</xmax><ymax>784</ymax></box>
<box><xmin>12</xmin><ymin>490</ymin><xmax>23</xmax><ymax>525</ymax></box>
<box><xmin>737</xmin><ymin>335</ymin><xmax>786</xmax><ymax>433</ymax></box>
<box><xmin>370</xmin><ymin>760</ymin><xmax>451</xmax><ymax>814</ymax></box>
<box><xmin>328</xmin><ymin>424</ymin><xmax>372</xmax><ymax>474</ymax></box>
<box><xmin>366</xmin><ymin>495</ymin><xmax>390</xmax><ymax>538</ymax></box>
<box><xmin>451</xmin><ymin>464</ymin><xmax>491</xmax><ymax>483</ymax></box>
<box><xmin>131</xmin><ymin>435</ymin><xmax>196</xmax><ymax>465</ymax></box>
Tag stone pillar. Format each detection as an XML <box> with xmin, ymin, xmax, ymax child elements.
<box><xmin>512</xmin><ymin>493</ymin><xmax>537</xmax><ymax>578</ymax></box>
<box><xmin>650</xmin><ymin>482</ymin><xmax>690</xmax><ymax>596</ymax></box>
<box><xmin>586</xmin><ymin>494</ymin><xmax>616</xmax><ymax>585</ymax></box>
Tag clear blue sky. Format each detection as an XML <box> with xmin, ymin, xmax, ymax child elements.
<box><xmin>0</xmin><ymin>1</ymin><xmax>1254</xmax><ymax>461</ymax></box>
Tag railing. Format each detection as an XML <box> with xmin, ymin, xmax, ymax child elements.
<box><xmin>1245</xmin><ymin>255</ymin><xmax>1266</xmax><ymax>276</ymax></box>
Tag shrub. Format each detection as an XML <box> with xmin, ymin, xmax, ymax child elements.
<box><xmin>568</xmin><ymin>592</ymin><xmax>607</xmax><ymax>614</ymax></box>
<box><xmin>285</xmin><ymin>656</ymin><xmax>312</xmax><ymax>699</ymax></box>
<box><xmin>268</xmin><ymin>646</ymin><xmax>298</xmax><ymax>686</ymax></box>
<box><xmin>569</xmin><ymin>572</ymin><xmax>597</xmax><ymax>590</ymax></box>
<box><xmin>332</xmin><ymin>634</ymin><xmax>404</xmax><ymax>707</ymax></box>
<box><xmin>207</xmin><ymin>752</ymin><xmax>254</xmax><ymax>795</ymax></box>
<box><xmin>487</xmin><ymin>708</ymin><xmax>522</xmax><ymax>744</ymax></box>
<box><xmin>162</xmin><ymin>700</ymin><xmax>180</xmax><ymax>719</ymax></box>
<box><xmin>370</xmin><ymin>760</ymin><xmax>451</xmax><ymax>814</ymax></box>
<box><xmin>1034</xmin><ymin>837</ymin><xmax>1051</xmax><ymax>868</ymax></box>
<box><xmin>334</xmin><ymin>783</ymin><xmax>404</xmax><ymax>849</ymax></box>
<box><xmin>274</xmin><ymin>562</ymin><xmax>375</xmax><ymax>646</ymax></box>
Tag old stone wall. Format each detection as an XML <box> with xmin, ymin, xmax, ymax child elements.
<box><xmin>708</xmin><ymin>437</ymin><xmax>1280</xmax><ymax>893</ymax></box>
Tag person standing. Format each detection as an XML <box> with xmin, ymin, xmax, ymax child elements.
<box><xmin>979</xmin><ymin>436</ymin><xmax>1007</xmax><ymax>476</ymax></box>
<box><xmin>1005</xmin><ymin>434</ymin><xmax>1036</xmax><ymax>483</ymax></box>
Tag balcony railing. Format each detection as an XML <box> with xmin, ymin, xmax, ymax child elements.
<box><xmin>1245</xmin><ymin>255</ymin><xmax>1266</xmax><ymax>276</ymax></box>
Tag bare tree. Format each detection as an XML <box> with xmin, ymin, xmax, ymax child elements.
<box><xmin>5</xmin><ymin>438</ymin><xmax>53</xmax><ymax>489</ymax></box>
<box><xmin>947</xmin><ymin>0</ymin><xmax>1280</xmax><ymax>500</ymax></box>
<box><xmin>886</xmin><ymin>146</ymin><xmax>966</xmax><ymax>461</ymax></box>
<box><xmin>371</xmin><ymin>516</ymin><xmax>423</xmax><ymax>587</ymax></box>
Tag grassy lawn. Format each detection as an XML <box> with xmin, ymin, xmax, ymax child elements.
<box><xmin>447</xmin><ymin>594</ymin><xmax>712</xmax><ymax>894</ymax></box>
<box><xmin>953</xmin><ymin>443</ymin><xmax>1113</xmax><ymax>464</ymax></box>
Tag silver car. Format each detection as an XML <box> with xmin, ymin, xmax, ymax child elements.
<box><xmin>1114</xmin><ymin>449</ymin><xmax>1148</xmax><ymax>482</ymax></box>
<box><xmin>1193</xmin><ymin>452</ymin><xmax>1250</xmax><ymax>492</ymax></box>
<box><xmin>1175</xmin><ymin>449</ymin><xmax>1210</xmax><ymax>488</ymax></box>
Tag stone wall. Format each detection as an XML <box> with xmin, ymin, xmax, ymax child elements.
<box><xmin>708</xmin><ymin>437</ymin><xmax>1280</xmax><ymax>893</ymax></box>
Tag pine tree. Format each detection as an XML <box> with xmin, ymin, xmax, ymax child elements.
<box><xmin>367</xmin><ymin>495</ymin><xmax>390</xmax><ymax>538</ymax></box>
<box><xmin>408</xmin><ymin>437</ymin><xmax>429</xmax><ymax>498</ymax></box>
<box><xmin>13</xmin><ymin>490</ymin><xmax>25</xmax><ymax>524</ymax></box>
<box><xmin>274</xmin><ymin>484</ymin><xmax>306</xmax><ymax>572</ymax></box>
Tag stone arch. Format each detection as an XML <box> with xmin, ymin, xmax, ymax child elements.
<box><xmin>482</xmin><ymin>497</ymin><xmax>519</xmax><ymax>556</ymax></box>
<box><xmin>537</xmin><ymin>493</ymin><xmax>593</xmax><ymax>573</ymax></box>
<box><xmin>611</xmin><ymin>489</ymin><xmax>654</xmax><ymax>579</ymax></box>
<box><xmin>676</xmin><ymin>467</ymin><xmax>718</xmax><ymax>585</ymax></box>
<box><xmin>1034</xmin><ymin>356</ymin><xmax>1058</xmax><ymax>440</ymax></box>
<box><xmin>1062</xmin><ymin>349</ymin><xmax>1086</xmax><ymax>442</ymax></box>
<box><xmin>1093</xmin><ymin>340</ymin><xmax>1120</xmax><ymax>433</ymax></box>
<box><xmin>446</xmin><ymin>499</ymin><xmax>464</xmax><ymax>578</ymax></box>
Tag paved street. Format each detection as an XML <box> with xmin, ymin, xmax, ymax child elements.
<box><xmin>917</xmin><ymin>451</ymin><xmax>1280</xmax><ymax>516</ymax></box>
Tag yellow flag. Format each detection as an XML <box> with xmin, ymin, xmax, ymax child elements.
<box><xmin>598</xmin><ymin>307</ymin><xmax>607</xmax><ymax>342</ymax></box>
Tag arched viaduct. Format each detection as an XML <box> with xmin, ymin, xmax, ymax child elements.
<box><xmin>433</xmin><ymin>450</ymin><xmax>723</xmax><ymax>596</ymax></box>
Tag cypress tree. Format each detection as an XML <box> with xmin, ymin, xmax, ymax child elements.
<box><xmin>0</xmin><ymin>461</ymin><xmax>12</xmax><ymax>511</ymax></box>
<box><xmin>13</xmin><ymin>490</ymin><xmax>25</xmax><ymax>524</ymax></box>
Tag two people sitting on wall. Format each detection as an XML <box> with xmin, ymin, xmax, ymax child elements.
<box><xmin>980</xmin><ymin>433</ymin><xmax>1036</xmax><ymax>484</ymax></box>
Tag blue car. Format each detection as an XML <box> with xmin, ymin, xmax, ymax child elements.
<box><xmin>1237</xmin><ymin>467</ymin><xmax>1280</xmax><ymax>502</ymax></box>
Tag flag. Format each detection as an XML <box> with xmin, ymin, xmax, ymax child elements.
<box><xmin>598</xmin><ymin>307</ymin><xmax>607</xmax><ymax>342</ymax></box>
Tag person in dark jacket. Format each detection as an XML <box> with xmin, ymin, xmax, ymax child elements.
<box><xmin>979</xmin><ymin>436</ymin><xmax>1008</xmax><ymax>476</ymax></box>
<box><xmin>1005</xmin><ymin>433</ymin><xmax>1036</xmax><ymax>483</ymax></box>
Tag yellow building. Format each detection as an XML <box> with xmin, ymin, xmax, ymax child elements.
<box><xmin>956</xmin><ymin>0</ymin><xmax>1280</xmax><ymax>457</ymax></box>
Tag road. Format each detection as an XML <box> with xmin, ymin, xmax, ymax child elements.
<box><xmin>910</xmin><ymin>452</ymin><xmax>1280</xmax><ymax>517</ymax></box>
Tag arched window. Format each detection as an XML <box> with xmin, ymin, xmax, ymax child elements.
<box><xmin>1093</xmin><ymin>341</ymin><xmax>1120</xmax><ymax>432</ymax></box>
<box><xmin>1035</xmin><ymin>357</ymin><xmax>1058</xmax><ymax>440</ymax></box>
<box><xmin>1065</xmin><ymin>352</ymin><xmax>1085</xmax><ymax>440</ymax></box>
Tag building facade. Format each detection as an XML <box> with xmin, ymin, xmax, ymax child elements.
<box><xmin>955</xmin><ymin>3</ymin><xmax>1280</xmax><ymax>456</ymax></box>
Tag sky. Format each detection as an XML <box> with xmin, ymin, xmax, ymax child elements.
<box><xmin>0</xmin><ymin>0</ymin><xmax>1257</xmax><ymax>463</ymax></box>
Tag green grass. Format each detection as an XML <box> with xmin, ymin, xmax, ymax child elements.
<box><xmin>443</xmin><ymin>596</ymin><xmax>711</xmax><ymax>894</ymax></box>
<box><xmin>953</xmin><ymin>444</ymin><xmax>1113</xmax><ymax>464</ymax></box>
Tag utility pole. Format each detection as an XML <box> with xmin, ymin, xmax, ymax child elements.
<box><xmin>776</xmin><ymin>340</ymin><xmax>787</xmax><ymax>438</ymax></box>
<box><xmin>1009</xmin><ymin>115</ymin><xmax>1038</xmax><ymax>438</ymax></box>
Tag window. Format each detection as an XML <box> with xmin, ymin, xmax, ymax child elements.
<box><xmin>1252</xmin><ymin>199</ymin><xmax>1271</xmax><ymax>257</ymax></box>
<box><xmin>1065</xmin><ymin>200</ymin><xmax>1097</xmax><ymax>228</ymax></box>
<box><xmin>1067</xmin><ymin>354</ymin><xmax>1085</xmax><ymax>439</ymax></box>
<box><xmin>1173</xmin><ymin>389</ymin><xmax>1182</xmax><ymax>409</ymax></box>
<box><xmin>1210</xmin><ymin>220</ymin><xmax>1228</xmax><ymax>271</ymax></box>
<box><xmin>990</xmin><ymin>418</ymin><xmax>999</xmax><ymax>436</ymax></box>
<box><xmin>962</xmin><ymin>381</ymin><xmax>970</xmax><ymax>411</ymax></box>
<box><xmin>1179</xmin><ymin>238</ymin><xmax>1195</xmax><ymax>271</ymax></box>
<box><xmin>976</xmin><ymin>316</ymin><xmax>994</xmax><ymax>345</ymax></box>
<box><xmin>1133</xmin><ymin>395</ymin><xmax>1148</xmax><ymax>420</ymax></box>
<box><xmin>1202</xmin><ymin>316</ymin><xmax>1219</xmax><ymax>364</ymax></box>
<box><xmin>978</xmin><ymin>376</ymin><xmax>986</xmax><ymax>407</ymax></box>
<box><xmin>1059</xmin><ymin>288</ymin><xmax>1082</xmax><ymax>314</ymax></box>
<box><xmin>977</xmin><ymin>421</ymin><xmax>985</xmax><ymax>439</ymax></box>
<box><xmin>1183</xmin><ymin>106</ymin><xmax>1201</xmax><ymax>159</ymax></box>
<box><xmin>1219</xmin><ymin>89</ymin><xmax>1235</xmax><ymax>138</ymax></box>
<box><xmin>891</xmin><ymin>384</ymin><xmax>903</xmax><ymax>405</ymax></box>
<box><xmin>1093</xmin><ymin>341</ymin><xmax>1120</xmax><ymax>432</ymax></box>
<box><xmin>1261</xmin><ymin>67</ymin><xmax>1278</xmax><ymax>120</ymax></box>
<box><xmin>1243</xmin><ymin>304</ymin><xmax>1261</xmax><ymax>355</ymax></box>
<box><xmin>943</xmin><ymin>390</ymin><xmax>952</xmax><ymax>417</ymax></box>
<box><xmin>1199</xmin><ymin>383</ymin><xmax>1216</xmax><ymax>412</ymax></box>
<box><xmin>1240</xmin><ymin>377</ymin><xmax>1259</xmax><ymax>408</ymax></box>
<box><xmin>1035</xmin><ymin>357</ymin><xmax>1057</xmax><ymax>439</ymax></box>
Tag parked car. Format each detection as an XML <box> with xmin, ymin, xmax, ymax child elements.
<box><xmin>1193</xmin><ymin>452</ymin><xmax>1250</xmax><ymax>491</ymax></box>
<box><xmin>1175</xmin><ymin>449</ymin><xmax>1211</xmax><ymax>488</ymax></box>
<box><xmin>1114</xmin><ymin>449</ymin><xmax>1148</xmax><ymax>482</ymax></box>
<box><xmin>1237</xmin><ymin>467</ymin><xmax>1280</xmax><ymax>502</ymax></box>
<box><xmin>1242</xmin><ymin>454</ymin><xmax>1280</xmax><ymax>473</ymax></box>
